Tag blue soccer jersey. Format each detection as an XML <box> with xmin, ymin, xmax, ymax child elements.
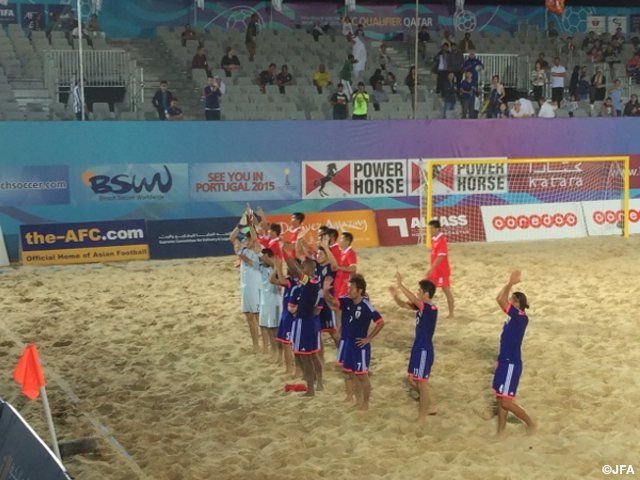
<box><xmin>413</xmin><ymin>301</ymin><xmax>438</xmax><ymax>351</ymax></box>
<box><xmin>339</xmin><ymin>297</ymin><xmax>382</xmax><ymax>340</ymax></box>
<box><xmin>497</xmin><ymin>304</ymin><xmax>529</xmax><ymax>362</ymax></box>
<box><xmin>289</xmin><ymin>276</ymin><xmax>321</xmax><ymax>320</ymax></box>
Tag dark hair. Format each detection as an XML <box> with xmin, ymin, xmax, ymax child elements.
<box><xmin>326</xmin><ymin>228</ymin><xmax>339</xmax><ymax>242</ymax></box>
<box><xmin>418</xmin><ymin>279</ymin><xmax>436</xmax><ymax>299</ymax></box>
<box><xmin>349</xmin><ymin>274</ymin><xmax>367</xmax><ymax>295</ymax></box>
<box><xmin>269</xmin><ymin>223</ymin><xmax>281</xmax><ymax>236</ymax></box>
<box><xmin>513</xmin><ymin>291</ymin><xmax>529</xmax><ymax>310</ymax></box>
<box><xmin>341</xmin><ymin>231</ymin><xmax>354</xmax><ymax>244</ymax></box>
<box><xmin>261</xmin><ymin>248</ymin><xmax>274</xmax><ymax>258</ymax></box>
<box><xmin>428</xmin><ymin>219</ymin><xmax>441</xmax><ymax>228</ymax></box>
<box><xmin>292</xmin><ymin>212</ymin><xmax>305</xmax><ymax>223</ymax></box>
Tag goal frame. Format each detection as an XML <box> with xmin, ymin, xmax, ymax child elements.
<box><xmin>423</xmin><ymin>155</ymin><xmax>630</xmax><ymax>247</ymax></box>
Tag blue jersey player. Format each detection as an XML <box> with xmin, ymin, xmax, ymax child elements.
<box><xmin>288</xmin><ymin>259</ymin><xmax>323</xmax><ymax>396</ymax></box>
<box><xmin>492</xmin><ymin>270</ymin><xmax>536</xmax><ymax>435</ymax></box>
<box><xmin>272</xmin><ymin>256</ymin><xmax>298</xmax><ymax>376</ymax></box>
<box><xmin>324</xmin><ymin>274</ymin><xmax>384</xmax><ymax>410</ymax></box>
<box><xmin>390</xmin><ymin>272</ymin><xmax>439</xmax><ymax>423</ymax></box>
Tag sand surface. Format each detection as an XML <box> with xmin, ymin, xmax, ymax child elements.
<box><xmin>1</xmin><ymin>235</ymin><xmax>639</xmax><ymax>480</ymax></box>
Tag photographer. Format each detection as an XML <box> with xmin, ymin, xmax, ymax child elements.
<box><xmin>351</xmin><ymin>82</ymin><xmax>369</xmax><ymax>120</ymax></box>
<box><xmin>203</xmin><ymin>75</ymin><xmax>225</xmax><ymax>121</ymax></box>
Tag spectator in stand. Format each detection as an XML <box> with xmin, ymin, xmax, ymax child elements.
<box><xmin>258</xmin><ymin>63</ymin><xmax>277</xmax><ymax>94</ymax></box>
<box><xmin>459</xmin><ymin>32</ymin><xmax>475</xmax><ymax>53</ymax></box>
<box><xmin>245</xmin><ymin>13</ymin><xmax>258</xmax><ymax>62</ymax></box>
<box><xmin>487</xmin><ymin>74</ymin><xmax>505</xmax><ymax>118</ymax></box>
<box><xmin>448</xmin><ymin>43</ymin><xmax>465</xmax><ymax>86</ymax></box>
<box><xmin>624</xmin><ymin>94</ymin><xmax>640</xmax><ymax>116</ymax></box>
<box><xmin>87</xmin><ymin>14</ymin><xmax>104</xmax><ymax>39</ymax></box>
<box><xmin>203</xmin><ymin>75</ymin><xmax>224</xmax><ymax>121</ymax></box>
<box><xmin>351</xmin><ymin>82</ymin><xmax>369</xmax><ymax>120</ymax></box>
<box><xmin>181</xmin><ymin>24</ymin><xmax>197</xmax><ymax>47</ymax></box>
<box><xmin>626</xmin><ymin>51</ymin><xmax>640</xmax><ymax>84</ymax></box>
<box><xmin>546</xmin><ymin>21</ymin><xmax>559</xmax><ymax>40</ymax></box>
<box><xmin>568</xmin><ymin>65</ymin><xmax>580</xmax><ymax>98</ymax></box>
<box><xmin>549</xmin><ymin>56</ymin><xmax>566</xmax><ymax>107</ymax></box>
<box><xmin>341</xmin><ymin>53</ymin><xmax>356</xmax><ymax>97</ymax></box>
<box><xmin>535</xmin><ymin>52</ymin><xmax>549</xmax><ymax>71</ymax></box>
<box><xmin>385</xmin><ymin>71</ymin><xmax>398</xmax><ymax>94</ymax></box>
<box><xmin>27</xmin><ymin>12</ymin><xmax>42</xmax><ymax>40</ymax></box>
<box><xmin>378</xmin><ymin>43</ymin><xmax>392</xmax><ymax>71</ymax></box>
<box><xmin>463</xmin><ymin>52</ymin><xmax>483</xmax><ymax>85</ymax></box>
<box><xmin>330</xmin><ymin>83</ymin><xmax>349</xmax><ymax>120</ymax></box>
<box><xmin>405</xmin><ymin>66</ymin><xmax>416</xmax><ymax>97</ymax></box>
<box><xmin>561</xmin><ymin>35</ymin><xmax>577</xmax><ymax>55</ymax></box>
<box><xmin>370</xmin><ymin>80</ymin><xmax>388</xmax><ymax>111</ymax></box>
<box><xmin>351</xmin><ymin>33</ymin><xmax>367</xmax><ymax>79</ymax></box>
<box><xmin>537</xmin><ymin>98</ymin><xmax>557</xmax><ymax>118</ymax></box>
<box><xmin>355</xmin><ymin>23</ymin><xmax>365</xmax><ymax>38</ymax></box>
<box><xmin>441</xmin><ymin>30</ymin><xmax>454</xmax><ymax>48</ymax></box>
<box><xmin>496</xmin><ymin>101</ymin><xmax>510</xmax><ymax>118</ymax></box>
<box><xmin>608</xmin><ymin>78</ymin><xmax>623</xmax><ymax>117</ymax></box>
<box><xmin>369</xmin><ymin>68</ymin><xmax>384</xmax><ymax>89</ymax></box>
<box><xmin>220</xmin><ymin>47</ymin><xmax>241</xmax><ymax>77</ymax></box>
<box><xmin>434</xmin><ymin>43</ymin><xmax>450</xmax><ymax>94</ymax></box>
<box><xmin>311</xmin><ymin>20</ymin><xmax>327</xmax><ymax>42</ymax></box>
<box><xmin>582</xmin><ymin>31</ymin><xmax>597</xmax><ymax>51</ymax></box>
<box><xmin>566</xmin><ymin>94</ymin><xmax>579</xmax><ymax>117</ymax></box>
<box><xmin>417</xmin><ymin>26</ymin><xmax>431</xmax><ymax>60</ymax></box>
<box><xmin>531</xmin><ymin>61</ymin><xmax>547</xmax><ymax>103</ymax></box>
<box><xmin>510</xmin><ymin>100</ymin><xmax>531</xmax><ymax>118</ymax></box>
<box><xmin>313</xmin><ymin>64</ymin><xmax>332</xmax><ymax>94</ymax></box>
<box><xmin>459</xmin><ymin>69</ymin><xmax>477</xmax><ymax>119</ymax></box>
<box><xmin>598</xmin><ymin>97</ymin><xmax>617</xmax><ymax>117</ymax></box>
<box><xmin>588</xmin><ymin>40</ymin><xmax>604</xmax><ymax>63</ymax></box>
<box><xmin>612</xmin><ymin>27</ymin><xmax>625</xmax><ymax>46</ymax></box>
<box><xmin>603</xmin><ymin>44</ymin><xmax>621</xmax><ymax>76</ymax></box>
<box><xmin>577</xmin><ymin>66</ymin><xmax>591</xmax><ymax>100</ymax></box>
<box><xmin>342</xmin><ymin>16</ymin><xmax>354</xmax><ymax>39</ymax></box>
<box><xmin>151</xmin><ymin>80</ymin><xmax>173</xmax><ymax>120</ymax></box>
<box><xmin>276</xmin><ymin>64</ymin><xmax>294</xmax><ymax>94</ymax></box>
<box><xmin>46</xmin><ymin>12</ymin><xmax>64</xmax><ymax>41</ymax></box>
<box><xmin>191</xmin><ymin>46</ymin><xmax>211</xmax><ymax>76</ymax></box>
<box><xmin>590</xmin><ymin>68</ymin><xmax>606</xmax><ymax>111</ymax></box>
<box><xmin>441</xmin><ymin>71</ymin><xmax>457</xmax><ymax>119</ymax></box>
<box><xmin>165</xmin><ymin>98</ymin><xmax>184</xmax><ymax>121</ymax></box>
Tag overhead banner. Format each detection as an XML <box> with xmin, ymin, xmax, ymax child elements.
<box><xmin>73</xmin><ymin>164</ymin><xmax>189</xmax><ymax>203</ymax></box>
<box><xmin>147</xmin><ymin>217</ymin><xmax>238</xmax><ymax>259</ymax></box>
<box><xmin>303</xmin><ymin>159</ymin><xmax>408</xmax><ymax>199</ymax></box>
<box><xmin>20</xmin><ymin>220</ymin><xmax>149</xmax><ymax>265</ymax></box>
<box><xmin>0</xmin><ymin>165</ymin><xmax>69</xmax><ymax>206</ymax></box>
<box><xmin>190</xmin><ymin>162</ymin><xmax>299</xmax><ymax>202</ymax></box>
<box><xmin>0</xmin><ymin>400</ymin><xmax>72</xmax><ymax>480</ymax></box>
<box><xmin>267</xmin><ymin>210</ymin><xmax>379</xmax><ymax>248</ymax></box>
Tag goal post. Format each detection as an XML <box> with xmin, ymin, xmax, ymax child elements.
<box><xmin>423</xmin><ymin>156</ymin><xmax>630</xmax><ymax>246</ymax></box>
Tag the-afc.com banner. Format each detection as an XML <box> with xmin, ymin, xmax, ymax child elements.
<box><xmin>267</xmin><ymin>210</ymin><xmax>379</xmax><ymax>249</ymax></box>
<box><xmin>375</xmin><ymin>206</ymin><xmax>486</xmax><ymax>246</ymax></box>
<box><xmin>20</xmin><ymin>220</ymin><xmax>149</xmax><ymax>265</ymax></box>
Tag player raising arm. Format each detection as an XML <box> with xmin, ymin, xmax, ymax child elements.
<box><xmin>492</xmin><ymin>270</ymin><xmax>536</xmax><ymax>435</ymax></box>
<box><xmin>425</xmin><ymin>219</ymin><xmax>454</xmax><ymax>318</ymax></box>
<box><xmin>390</xmin><ymin>272</ymin><xmax>438</xmax><ymax>424</ymax></box>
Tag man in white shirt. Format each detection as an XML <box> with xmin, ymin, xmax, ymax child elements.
<box><xmin>351</xmin><ymin>34</ymin><xmax>367</xmax><ymax>79</ymax></box>
<box><xmin>550</xmin><ymin>56</ymin><xmax>566</xmax><ymax>107</ymax></box>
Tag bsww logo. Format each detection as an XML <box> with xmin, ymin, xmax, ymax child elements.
<box><xmin>84</xmin><ymin>165</ymin><xmax>173</xmax><ymax>194</ymax></box>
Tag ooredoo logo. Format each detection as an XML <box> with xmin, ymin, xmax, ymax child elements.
<box><xmin>492</xmin><ymin>213</ymin><xmax>578</xmax><ymax>230</ymax></box>
<box><xmin>592</xmin><ymin>209</ymin><xmax>640</xmax><ymax>225</ymax></box>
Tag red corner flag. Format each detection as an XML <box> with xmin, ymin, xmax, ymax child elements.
<box><xmin>545</xmin><ymin>0</ymin><xmax>565</xmax><ymax>15</ymax></box>
<box><xmin>13</xmin><ymin>344</ymin><xmax>46</xmax><ymax>400</ymax></box>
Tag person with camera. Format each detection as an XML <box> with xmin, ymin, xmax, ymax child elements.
<box><xmin>351</xmin><ymin>82</ymin><xmax>369</xmax><ymax>120</ymax></box>
<box><xmin>203</xmin><ymin>75</ymin><xmax>225</xmax><ymax>121</ymax></box>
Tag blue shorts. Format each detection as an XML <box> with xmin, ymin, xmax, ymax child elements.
<box><xmin>336</xmin><ymin>338</ymin><xmax>347</xmax><ymax>365</ymax></box>
<box><xmin>319</xmin><ymin>307</ymin><xmax>336</xmax><ymax>332</ymax></box>
<box><xmin>276</xmin><ymin>311</ymin><xmax>294</xmax><ymax>344</ymax></box>
<box><xmin>492</xmin><ymin>360</ymin><xmax>522</xmax><ymax>398</ymax></box>
<box><xmin>342</xmin><ymin>340</ymin><xmax>370</xmax><ymax>375</ymax></box>
<box><xmin>291</xmin><ymin>316</ymin><xmax>320</xmax><ymax>355</ymax></box>
<box><xmin>407</xmin><ymin>346</ymin><xmax>434</xmax><ymax>381</ymax></box>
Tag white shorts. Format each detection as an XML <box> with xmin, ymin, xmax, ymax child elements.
<box><xmin>241</xmin><ymin>286</ymin><xmax>260</xmax><ymax>313</ymax></box>
<box><xmin>259</xmin><ymin>303</ymin><xmax>280</xmax><ymax>328</ymax></box>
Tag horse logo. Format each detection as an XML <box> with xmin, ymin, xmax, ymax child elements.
<box><xmin>313</xmin><ymin>163</ymin><xmax>338</xmax><ymax>197</ymax></box>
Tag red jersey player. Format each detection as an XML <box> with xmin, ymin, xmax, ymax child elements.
<box><xmin>425</xmin><ymin>219</ymin><xmax>454</xmax><ymax>317</ymax></box>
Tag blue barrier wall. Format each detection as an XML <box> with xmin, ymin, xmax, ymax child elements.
<box><xmin>0</xmin><ymin>119</ymin><xmax>638</xmax><ymax>260</ymax></box>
